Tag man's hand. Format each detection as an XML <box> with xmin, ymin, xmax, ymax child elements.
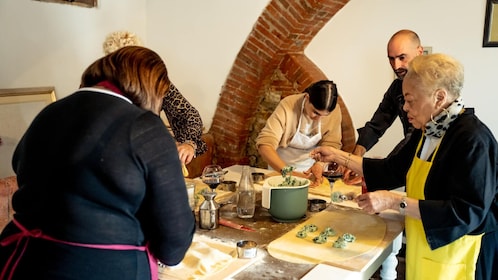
<box><xmin>343</xmin><ymin>169</ymin><xmax>362</xmax><ymax>185</ymax></box>
<box><xmin>352</xmin><ymin>145</ymin><xmax>367</xmax><ymax>157</ymax></box>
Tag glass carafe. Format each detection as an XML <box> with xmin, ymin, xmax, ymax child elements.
<box><xmin>237</xmin><ymin>166</ymin><xmax>256</xmax><ymax>218</ymax></box>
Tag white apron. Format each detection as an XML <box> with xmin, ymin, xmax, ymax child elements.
<box><xmin>276</xmin><ymin>99</ymin><xmax>322</xmax><ymax>172</ymax></box>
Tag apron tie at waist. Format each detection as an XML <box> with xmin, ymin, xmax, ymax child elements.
<box><xmin>0</xmin><ymin>218</ymin><xmax>158</xmax><ymax>280</ymax></box>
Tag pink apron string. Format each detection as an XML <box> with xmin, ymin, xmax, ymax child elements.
<box><xmin>0</xmin><ymin>219</ymin><xmax>158</xmax><ymax>280</ymax></box>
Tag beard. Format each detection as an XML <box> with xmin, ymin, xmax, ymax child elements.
<box><xmin>394</xmin><ymin>68</ymin><xmax>407</xmax><ymax>79</ymax></box>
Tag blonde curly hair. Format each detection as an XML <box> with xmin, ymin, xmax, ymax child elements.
<box><xmin>103</xmin><ymin>31</ymin><xmax>143</xmax><ymax>55</ymax></box>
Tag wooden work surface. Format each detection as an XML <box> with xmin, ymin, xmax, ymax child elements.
<box><xmin>267</xmin><ymin>208</ymin><xmax>387</xmax><ymax>270</ymax></box>
<box><xmin>196</xmin><ymin>196</ymin><xmax>404</xmax><ymax>279</ymax></box>
<box><xmin>192</xmin><ymin>165</ymin><xmax>404</xmax><ymax>279</ymax></box>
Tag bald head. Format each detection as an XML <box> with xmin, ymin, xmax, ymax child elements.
<box><xmin>387</xmin><ymin>30</ymin><xmax>423</xmax><ymax>79</ymax></box>
<box><xmin>388</xmin><ymin>30</ymin><xmax>421</xmax><ymax>48</ymax></box>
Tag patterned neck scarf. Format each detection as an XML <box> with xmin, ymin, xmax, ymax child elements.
<box><xmin>424</xmin><ymin>97</ymin><xmax>464</xmax><ymax>138</ymax></box>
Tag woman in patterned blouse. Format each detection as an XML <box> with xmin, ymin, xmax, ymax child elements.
<box><xmin>103</xmin><ymin>31</ymin><xmax>206</xmax><ymax>164</ymax></box>
<box><xmin>162</xmin><ymin>83</ymin><xmax>207</xmax><ymax>163</ymax></box>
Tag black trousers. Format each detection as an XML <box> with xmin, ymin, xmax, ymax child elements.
<box><xmin>475</xmin><ymin>230</ymin><xmax>498</xmax><ymax>280</ymax></box>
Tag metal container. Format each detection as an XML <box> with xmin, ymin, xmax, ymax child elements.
<box><xmin>262</xmin><ymin>176</ymin><xmax>310</xmax><ymax>222</ymax></box>
<box><xmin>236</xmin><ymin>240</ymin><xmax>257</xmax><ymax>259</ymax></box>
<box><xmin>251</xmin><ymin>172</ymin><xmax>265</xmax><ymax>183</ymax></box>
<box><xmin>308</xmin><ymin>199</ymin><xmax>327</xmax><ymax>212</ymax></box>
<box><xmin>199</xmin><ymin>192</ymin><xmax>220</xmax><ymax>229</ymax></box>
<box><xmin>220</xmin><ymin>180</ymin><xmax>237</xmax><ymax>192</ymax></box>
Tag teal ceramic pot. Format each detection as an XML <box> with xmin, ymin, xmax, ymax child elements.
<box><xmin>262</xmin><ymin>176</ymin><xmax>310</xmax><ymax>222</ymax></box>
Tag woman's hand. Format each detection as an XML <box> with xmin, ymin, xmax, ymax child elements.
<box><xmin>310</xmin><ymin>146</ymin><xmax>338</xmax><ymax>162</ymax></box>
<box><xmin>304</xmin><ymin>162</ymin><xmax>324</xmax><ymax>187</ymax></box>
<box><xmin>288</xmin><ymin>171</ymin><xmax>321</xmax><ymax>186</ymax></box>
<box><xmin>355</xmin><ymin>190</ymin><xmax>399</xmax><ymax>214</ymax></box>
<box><xmin>177</xmin><ymin>142</ymin><xmax>195</xmax><ymax>165</ymax></box>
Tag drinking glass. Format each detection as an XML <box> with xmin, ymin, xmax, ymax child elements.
<box><xmin>322</xmin><ymin>162</ymin><xmax>342</xmax><ymax>181</ymax></box>
<box><xmin>201</xmin><ymin>165</ymin><xmax>224</xmax><ymax>193</ymax></box>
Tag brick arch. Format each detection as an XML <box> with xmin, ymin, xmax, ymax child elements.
<box><xmin>208</xmin><ymin>0</ymin><xmax>353</xmax><ymax>167</ymax></box>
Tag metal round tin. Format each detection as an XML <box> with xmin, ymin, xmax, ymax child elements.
<box><xmin>236</xmin><ymin>240</ymin><xmax>257</xmax><ymax>259</ymax></box>
<box><xmin>308</xmin><ymin>199</ymin><xmax>327</xmax><ymax>212</ymax></box>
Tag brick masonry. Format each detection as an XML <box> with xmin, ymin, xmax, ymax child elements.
<box><xmin>208</xmin><ymin>0</ymin><xmax>354</xmax><ymax>168</ymax></box>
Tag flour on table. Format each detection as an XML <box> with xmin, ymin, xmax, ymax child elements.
<box><xmin>159</xmin><ymin>236</ymin><xmax>236</xmax><ymax>280</ymax></box>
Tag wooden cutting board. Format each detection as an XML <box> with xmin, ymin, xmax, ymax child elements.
<box><xmin>191</xmin><ymin>179</ymin><xmax>235</xmax><ymax>211</ymax></box>
<box><xmin>267</xmin><ymin>207</ymin><xmax>386</xmax><ymax>271</ymax></box>
<box><xmin>308</xmin><ymin>179</ymin><xmax>362</xmax><ymax>200</ymax></box>
<box><xmin>307</xmin><ymin>177</ymin><xmax>332</xmax><ymax>197</ymax></box>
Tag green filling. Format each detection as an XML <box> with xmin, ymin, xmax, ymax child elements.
<box><xmin>296</xmin><ymin>230</ymin><xmax>307</xmax><ymax>238</ymax></box>
<box><xmin>278</xmin><ymin>166</ymin><xmax>307</xmax><ymax>186</ymax></box>
<box><xmin>303</xmin><ymin>224</ymin><xmax>318</xmax><ymax>232</ymax></box>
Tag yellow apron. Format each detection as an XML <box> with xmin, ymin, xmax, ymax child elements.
<box><xmin>405</xmin><ymin>137</ymin><xmax>482</xmax><ymax>280</ymax></box>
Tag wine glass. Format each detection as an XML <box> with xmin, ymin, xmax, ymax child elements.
<box><xmin>201</xmin><ymin>165</ymin><xmax>224</xmax><ymax>193</ymax></box>
<box><xmin>322</xmin><ymin>162</ymin><xmax>344</xmax><ymax>207</ymax></box>
<box><xmin>322</xmin><ymin>162</ymin><xmax>342</xmax><ymax>181</ymax></box>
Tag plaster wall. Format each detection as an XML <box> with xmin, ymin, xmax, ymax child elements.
<box><xmin>1</xmin><ymin>0</ymin><xmax>497</xmax><ymax>161</ymax></box>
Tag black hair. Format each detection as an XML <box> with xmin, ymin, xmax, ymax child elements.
<box><xmin>304</xmin><ymin>80</ymin><xmax>338</xmax><ymax>112</ymax></box>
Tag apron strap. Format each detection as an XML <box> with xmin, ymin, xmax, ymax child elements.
<box><xmin>0</xmin><ymin>218</ymin><xmax>157</xmax><ymax>280</ymax></box>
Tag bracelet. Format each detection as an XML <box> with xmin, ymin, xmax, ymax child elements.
<box><xmin>399</xmin><ymin>196</ymin><xmax>408</xmax><ymax>215</ymax></box>
<box><xmin>344</xmin><ymin>153</ymin><xmax>352</xmax><ymax>169</ymax></box>
<box><xmin>183</xmin><ymin>140</ymin><xmax>197</xmax><ymax>151</ymax></box>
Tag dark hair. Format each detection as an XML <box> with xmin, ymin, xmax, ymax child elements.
<box><xmin>80</xmin><ymin>46</ymin><xmax>170</xmax><ymax>114</ymax></box>
<box><xmin>304</xmin><ymin>80</ymin><xmax>338</xmax><ymax>112</ymax></box>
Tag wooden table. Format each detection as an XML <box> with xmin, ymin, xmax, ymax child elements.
<box><xmin>194</xmin><ymin>165</ymin><xmax>404</xmax><ymax>280</ymax></box>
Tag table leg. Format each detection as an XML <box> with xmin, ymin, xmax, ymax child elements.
<box><xmin>380</xmin><ymin>232</ymin><xmax>403</xmax><ymax>280</ymax></box>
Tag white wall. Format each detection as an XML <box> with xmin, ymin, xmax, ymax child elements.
<box><xmin>0</xmin><ymin>0</ymin><xmax>146</xmax><ymax>98</ymax></box>
<box><xmin>150</xmin><ymin>0</ymin><xmax>498</xmax><ymax>157</ymax></box>
<box><xmin>1</xmin><ymin>0</ymin><xmax>497</xmax><ymax>161</ymax></box>
<box><xmin>306</xmin><ymin>0</ymin><xmax>498</xmax><ymax>157</ymax></box>
<box><xmin>0</xmin><ymin>0</ymin><xmax>147</xmax><ymax>177</ymax></box>
<box><xmin>145</xmin><ymin>0</ymin><xmax>269</xmax><ymax>132</ymax></box>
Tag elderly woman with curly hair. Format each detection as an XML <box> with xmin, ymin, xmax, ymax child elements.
<box><xmin>312</xmin><ymin>53</ymin><xmax>498</xmax><ymax>280</ymax></box>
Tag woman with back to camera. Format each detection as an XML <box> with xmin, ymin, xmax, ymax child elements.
<box><xmin>256</xmin><ymin>80</ymin><xmax>342</xmax><ymax>186</ymax></box>
<box><xmin>0</xmin><ymin>46</ymin><xmax>195</xmax><ymax>280</ymax></box>
<box><xmin>311</xmin><ymin>53</ymin><xmax>498</xmax><ymax>280</ymax></box>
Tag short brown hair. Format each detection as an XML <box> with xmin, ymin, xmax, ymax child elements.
<box><xmin>81</xmin><ymin>46</ymin><xmax>170</xmax><ymax>114</ymax></box>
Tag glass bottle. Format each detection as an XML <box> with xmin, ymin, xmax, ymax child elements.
<box><xmin>237</xmin><ymin>166</ymin><xmax>256</xmax><ymax>218</ymax></box>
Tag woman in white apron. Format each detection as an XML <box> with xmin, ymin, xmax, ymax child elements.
<box><xmin>256</xmin><ymin>80</ymin><xmax>343</xmax><ymax>184</ymax></box>
<box><xmin>311</xmin><ymin>54</ymin><xmax>498</xmax><ymax>280</ymax></box>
